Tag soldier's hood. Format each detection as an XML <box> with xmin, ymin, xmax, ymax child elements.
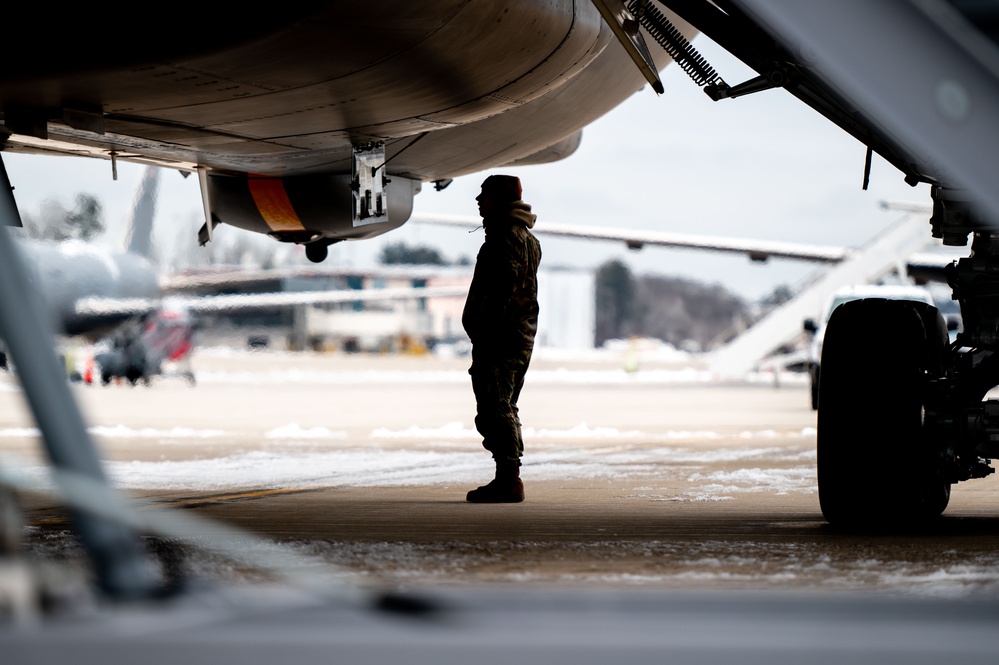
<box><xmin>485</xmin><ymin>200</ymin><xmax>536</xmax><ymax>230</ymax></box>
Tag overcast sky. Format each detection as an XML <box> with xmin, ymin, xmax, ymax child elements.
<box><xmin>4</xmin><ymin>37</ymin><xmax>933</xmax><ymax>302</ymax></box>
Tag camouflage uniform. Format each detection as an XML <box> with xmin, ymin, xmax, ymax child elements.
<box><xmin>462</xmin><ymin>199</ymin><xmax>541</xmax><ymax>465</ymax></box>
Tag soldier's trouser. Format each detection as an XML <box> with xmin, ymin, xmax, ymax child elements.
<box><xmin>469</xmin><ymin>349</ymin><xmax>531</xmax><ymax>463</ymax></box>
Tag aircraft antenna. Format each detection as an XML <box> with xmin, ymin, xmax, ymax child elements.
<box><xmin>628</xmin><ymin>1</ymin><xmax>722</xmax><ymax>88</ymax></box>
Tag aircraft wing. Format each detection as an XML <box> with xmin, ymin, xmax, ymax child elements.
<box><xmin>71</xmin><ymin>298</ymin><xmax>161</xmax><ymax>320</ymax></box>
<box><xmin>75</xmin><ymin>285</ymin><xmax>468</xmax><ymax>318</ymax></box>
<box><xmin>160</xmin><ymin>265</ymin><xmax>473</xmax><ymax>295</ymax></box>
<box><xmin>411</xmin><ymin>211</ymin><xmax>967</xmax><ymax>283</ymax></box>
<box><xmin>409</xmin><ymin>213</ymin><xmax>851</xmax><ymax>264</ymax></box>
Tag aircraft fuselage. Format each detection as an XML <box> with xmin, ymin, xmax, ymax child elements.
<box><xmin>17</xmin><ymin>238</ymin><xmax>159</xmax><ymax>337</ymax></box>
<box><xmin>0</xmin><ymin>2</ymin><xmax>650</xmax><ymax>180</ymax></box>
<box><xmin>0</xmin><ymin>1</ymin><xmax>690</xmax><ymax>251</ymax></box>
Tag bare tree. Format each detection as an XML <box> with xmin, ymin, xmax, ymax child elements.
<box><xmin>594</xmin><ymin>260</ymin><xmax>749</xmax><ymax>350</ymax></box>
<box><xmin>20</xmin><ymin>194</ymin><xmax>105</xmax><ymax>242</ymax></box>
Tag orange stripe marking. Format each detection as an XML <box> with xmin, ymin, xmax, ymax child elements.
<box><xmin>247</xmin><ymin>178</ymin><xmax>306</xmax><ymax>232</ymax></box>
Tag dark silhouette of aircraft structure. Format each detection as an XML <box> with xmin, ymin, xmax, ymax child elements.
<box><xmin>2</xmin><ymin>1</ymin><xmax>999</xmax><ymax>657</ymax></box>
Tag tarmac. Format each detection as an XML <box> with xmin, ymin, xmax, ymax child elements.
<box><xmin>4</xmin><ymin>346</ymin><xmax>999</xmax><ymax>597</ymax></box>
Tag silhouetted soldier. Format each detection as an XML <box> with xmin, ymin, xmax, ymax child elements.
<box><xmin>463</xmin><ymin>175</ymin><xmax>541</xmax><ymax>503</ymax></box>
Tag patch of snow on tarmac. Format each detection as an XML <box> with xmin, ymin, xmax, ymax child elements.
<box><xmin>7</xmin><ymin>442</ymin><xmax>817</xmax><ymax>495</ymax></box>
<box><xmin>4</xmin><ymin>413</ymin><xmax>816</xmax><ymax>500</ymax></box>
<box><xmin>371</xmin><ymin>422</ymin><xmax>477</xmax><ymax>439</ymax></box>
<box><xmin>90</xmin><ymin>425</ymin><xmax>229</xmax><ymax>439</ymax></box>
<box><xmin>687</xmin><ymin>467</ymin><xmax>817</xmax><ymax>495</ymax></box>
<box><xmin>369</xmin><ymin>422</ymin><xmax>816</xmax><ymax>443</ymax></box>
<box><xmin>265</xmin><ymin>424</ymin><xmax>348</xmax><ymax>439</ymax></box>
<box><xmin>371</xmin><ymin>422</ymin><xmax>650</xmax><ymax>440</ymax></box>
<box><xmin>0</xmin><ymin>427</ymin><xmax>43</xmax><ymax>438</ymax></box>
<box><xmin>279</xmin><ymin>539</ymin><xmax>999</xmax><ymax>597</ymax></box>
<box><xmin>194</xmin><ymin>367</ymin><xmax>734</xmax><ymax>386</ymax></box>
<box><xmin>97</xmin><ymin>449</ymin><xmax>489</xmax><ymax>490</ymax></box>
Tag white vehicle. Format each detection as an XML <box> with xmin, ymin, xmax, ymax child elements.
<box><xmin>803</xmin><ymin>285</ymin><xmax>937</xmax><ymax>411</ymax></box>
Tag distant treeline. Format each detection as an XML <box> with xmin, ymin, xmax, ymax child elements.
<box><xmin>595</xmin><ymin>260</ymin><xmax>750</xmax><ymax>351</ymax></box>
<box><xmin>379</xmin><ymin>241</ymin><xmax>471</xmax><ymax>266</ymax></box>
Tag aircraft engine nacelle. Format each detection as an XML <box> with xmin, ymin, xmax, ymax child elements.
<box><xmin>207</xmin><ymin>172</ymin><xmax>421</xmax><ymax>256</ymax></box>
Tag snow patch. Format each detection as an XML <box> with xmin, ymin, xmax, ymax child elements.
<box><xmin>265</xmin><ymin>424</ymin><xmax>348</xmax><ymax>440</ymax></box>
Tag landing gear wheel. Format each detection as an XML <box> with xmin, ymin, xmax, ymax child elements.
<box><xmin>817</xmin><ymin>298</ymin><xmax>951</xmax><ymax>528</ymax></box>
<box><xmin>305</xmin><ymin>242</ymin><xmax>328</xmax><ymax>263</ymax></box>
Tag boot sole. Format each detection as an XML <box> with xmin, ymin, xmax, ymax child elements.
<box><xmin>465</xmin><ymin>493</ymin><xmax>525</xmax><ymax>503</ymax></box>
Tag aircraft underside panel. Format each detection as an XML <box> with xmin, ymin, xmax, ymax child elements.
<box><xmin>0</xmin><ymin>1</ymin><xmax>674</xmax><ymax>181</ymax></box>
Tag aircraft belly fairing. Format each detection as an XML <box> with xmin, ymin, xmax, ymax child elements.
<box><xmin>0</xmin><ymin>1</ymin><xmax>616</xmax><ymax>179</ymax></box>
<box><xmin>0</xmin><ymin>1</ymin><xmax>708</xmax><ymax>265</ymax></box>
<box><xmin>0</xmin><ymin>1</ymin><xmax>689</xmax><ymax>255</ymax></box>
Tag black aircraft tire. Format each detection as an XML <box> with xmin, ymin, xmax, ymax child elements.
<box><xmin>817</xmin><ymin>298</ymin><xmax>950</xmax><ymax>528</ymax></box>
<box><xmin>908</xmin><ymin>300</ymin><xmax>952</xmax><ymax>518</ymax></box>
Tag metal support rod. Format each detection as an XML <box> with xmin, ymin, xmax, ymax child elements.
<box><xmin>197</xmin><ymin>165</ymin><xmax>213</xmax><ymax>244</ymax></box>
<box><xmin>0</xmin><ymin>154</ymin><xmax>154</xmax><ymax>599</ymax></box>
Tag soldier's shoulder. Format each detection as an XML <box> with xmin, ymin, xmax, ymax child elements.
<box><xmin>512</xmin><ymin>224</ymin><xmax>539</xmax><ymax>242</ymax></box>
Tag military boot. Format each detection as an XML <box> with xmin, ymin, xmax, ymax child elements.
<box><xmin>466</xmin><ymin>460</ymin><xmax>525</xmax><ymax>503</ymax></box>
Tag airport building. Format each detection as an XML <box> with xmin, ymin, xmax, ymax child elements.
<box><xmin>178</xmin><ymin>265</ymin><xmax>595</xmax><ymax>353</ymax></box>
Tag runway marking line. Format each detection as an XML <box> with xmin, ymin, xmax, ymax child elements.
<box><xmin>26</xmin><ymin>485</ymin><xmax>332</xmax><ymax>526</ymax></box>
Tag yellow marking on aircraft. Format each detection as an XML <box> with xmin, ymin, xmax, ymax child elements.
<box><xmin>247</xmin><ymin>177</ymin><xmax>306</xmax><ymax>232</ymax></box>
<box><xmin>26</xmin><ymin>486</ymin><xmax>330</xmax><ymax>526</ymax></box>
